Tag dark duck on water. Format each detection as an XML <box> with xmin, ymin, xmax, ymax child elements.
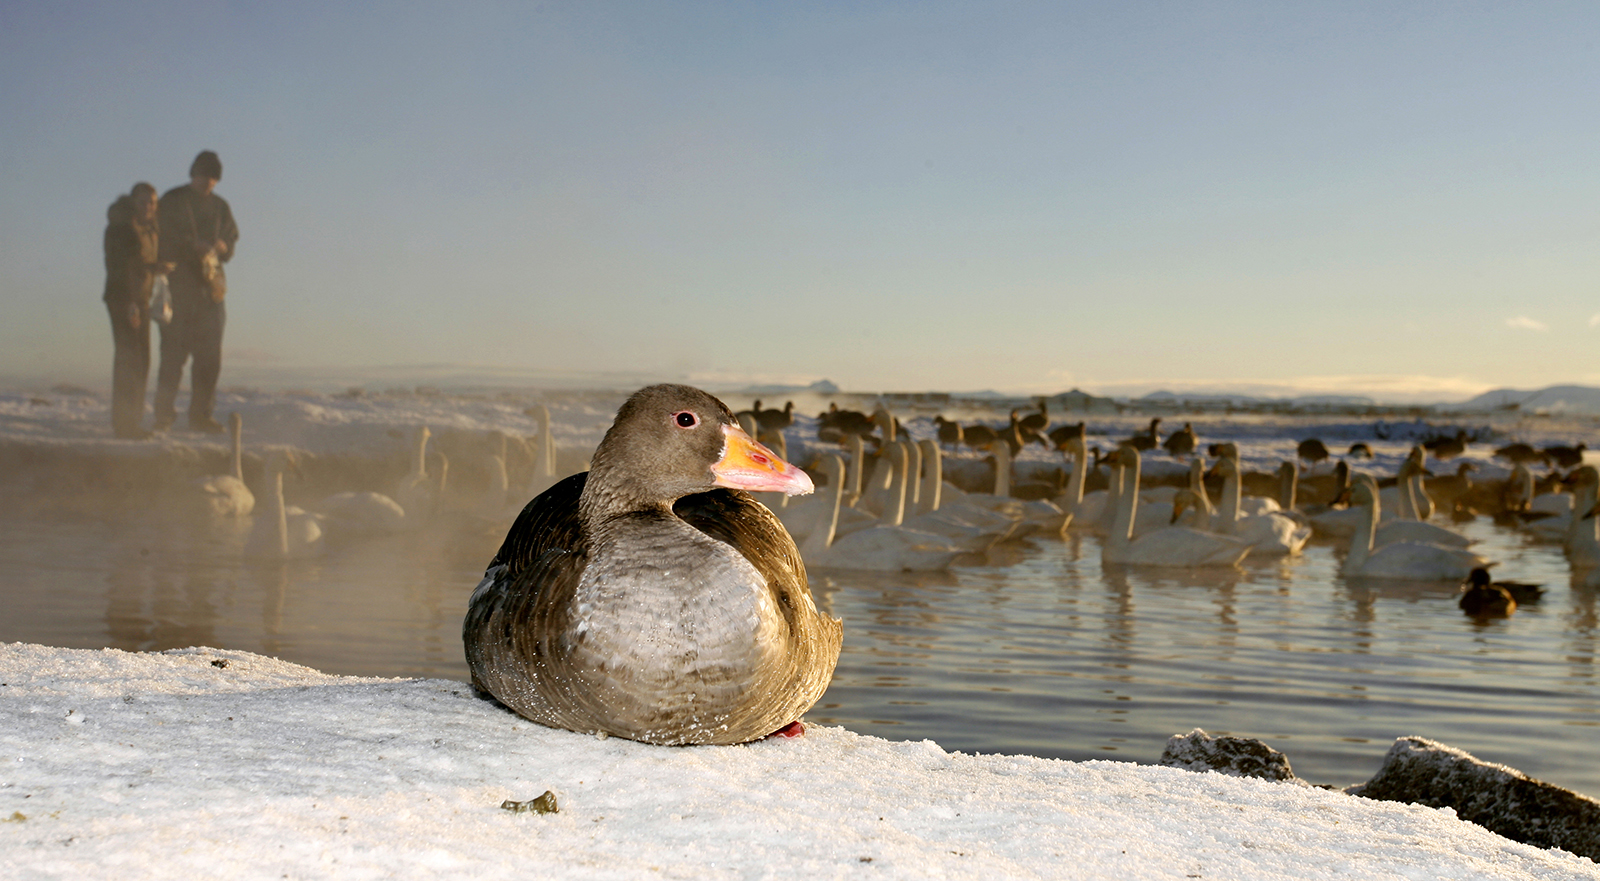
<box><xmin>463</xmin><ymin>384</ymin><xmax>841</xmax><ymax>745</ymax></box>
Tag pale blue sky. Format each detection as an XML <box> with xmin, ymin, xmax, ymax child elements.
<box><xmin>2</xmin><ymin>1</ymin><xmax>1597</xmax><ymax>401</ymax></box>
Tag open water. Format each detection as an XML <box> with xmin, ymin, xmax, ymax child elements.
<box><xmin>3</xmin><ymin>497</ymin><xmax>1595</xmax><ymax>798</ymax></box>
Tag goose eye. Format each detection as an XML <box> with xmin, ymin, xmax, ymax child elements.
<box><xmin>673</xmin><ymin>411</ymin><xmax>699</xmax><ymax>429</ymax></box>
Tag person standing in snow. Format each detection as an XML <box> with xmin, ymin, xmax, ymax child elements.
<box><xmin>102</xmin><ymin>182</ymin><xmax>170</xmax><ymax>439</ymax></box>
<box><xmin>153</xmin><ymin>150</ymin><xmax>238</xmax><ymax>434</ymax></box>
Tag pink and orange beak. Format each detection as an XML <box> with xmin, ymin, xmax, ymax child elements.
<box><xmin>711</xmin><ymin>424</ymin><xmax>814</xmax><ymax>496</ymax></box>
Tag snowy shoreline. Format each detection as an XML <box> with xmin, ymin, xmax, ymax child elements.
<box><xmin>3</xmin><ymin>643</ymin><xmax>1597</xmax><ymax>880</ymax></box>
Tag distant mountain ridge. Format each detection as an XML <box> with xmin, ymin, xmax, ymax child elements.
<box><xmin>1456</xmin><ymin>385</ymin><xmax>1600</xmax><ymax>414</ymax></box>
<box><xmin>1138</xmin><ymin>389</ymin><xmax>1377</xmax><ymax>407</ymax></box>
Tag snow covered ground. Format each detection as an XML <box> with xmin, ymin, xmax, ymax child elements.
<box><xmin>3</xmin><ymin>643</ymin><xmax>1597</xmax><ymax>880</ymax></box>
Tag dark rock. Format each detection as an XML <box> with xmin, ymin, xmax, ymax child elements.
<box><xmin>1159</xmin><ymin>728</ymin><xmax>1298</xmax><ymax>782</ymax></box>
<box><xmin>500</xmin><ymin>791</ymin><xmax>558</xmax><ymax>815</ymax></box>
<box><xmin>1350</xmin><ymin>737</ymin><xmax>1600</xmax><ymax>861</ymax></box>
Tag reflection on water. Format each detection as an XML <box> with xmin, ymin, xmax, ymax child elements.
<box><xmin>2</xmin><ymin>505</ymin><xmax>1596</xmax><ymax>796</ymax></box>
<box><xmin>806</xmin><ymin>518</ymin><xmax>1599</xmax><ymax>796</ymax></box>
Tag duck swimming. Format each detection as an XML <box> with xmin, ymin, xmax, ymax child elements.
<box><xmin>463</xmin><ymin>384</ymin><xmax>839</xmax><ymax>746</ymax></box>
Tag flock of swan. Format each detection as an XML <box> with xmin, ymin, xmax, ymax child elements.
<box><xmin>182</xmin><ymin>397</ymin><xmax>1598</xmax><ymax>618</ymax></box>
<box><xmin>191</xmin><ymin>409</ymin><xmax>562</xmax><ymax>561</ymax></box>
<box><xmin>759</xmin><ymin>402</ymin><xmax>1599</xmax><ymax>618</ymax></box>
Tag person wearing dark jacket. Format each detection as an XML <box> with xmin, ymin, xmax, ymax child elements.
<box><xmin>154</xmin><ymin>150</ymin><xmax>238</xmax><ymax>434</ymax></box>
<box><xmin>103</xmin><ymin>182</ymin><xmax>168</xmax><ymax>439</ymax></box>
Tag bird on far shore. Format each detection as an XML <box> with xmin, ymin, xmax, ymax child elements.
<box><xmin>1048</xmin><ymin>421</ymin><xmax>1086</xmax><ymax>450</ymax></box>
<box><xmin>1017</xmin><ymin>401</ymin><xmax>1049</xmax><ymax>435</ymax></box>
<box><xmin>1126</xmin><ymin>418</ymin><xmax>1161</xmax><ymax>452</ymax></box>
<box><xmin>934</xmin><ymin>415</ymin><xmax>964</xmax><ymax>448</ymax></box>
<box><xmin>1162</xmin><ymin>422</ymin><xmax>1197</xmax><ymax>458</ymax></box>
<box><xmin>1494</xmin><ymin>443</ymin><xmax>1548</xmax><ymax>467</ymax></box>
<box><xmin>1424</xmin><ymin>430</ymin><xmax>1469</xmax><ymax>460</ymax></box>
<box><xmin>1297</xmin><ymin>438</ymin><xmax>1330</xmax><ymax>468</ymax></box>
<box><xmin>1544</xmin><ymin>443</ymin><xmax>1588</xmax><ymax>470</ymax></box>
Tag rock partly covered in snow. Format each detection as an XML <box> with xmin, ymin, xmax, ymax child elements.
<box><xmin>1350</xmin><ymin>736</ymin><xmax>1600</xmax><ymax>862</ymax></box>
<box><xmin>1159</xmin><ymin>728</ymin><xmax>1300</xmax><ymax>783</ymax></box>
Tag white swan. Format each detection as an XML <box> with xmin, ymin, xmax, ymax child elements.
<box><xmin>523</xmin><ymin>404</ymin><xmax>560</xmax><ymax>499</ymax></box>
<box><xmin>245</xmin><ymin>450</ymin><xmax>323</xmax><ymax>559</ymax></box>
<box><xmin>1405</xmin><ymin>447</ymin><xmax>1436</xmax><ymax>520</ymax></box>
<box><xmin>312</xmin><ymin>490</ymin><xmax>407</xmax><ymax>540</ymax></box>
<box><xmin>775</xmin><ymin>455</ymin><xmax>876</xmax><ymax>545</ymax></box>
<box><xmin>1213</xmin><ymin>455</ymin><xmax>1309</xmax><ymax>556</ymax></box>
<box><xmin>1054</xmin><ymin>436</ymin><xmax>1090</xmax><ymax>518</ymax></box>
<box><xmin>955</xmin><ymin>440</ymin><xmax>1066</xmax><ymax>535</ymax></box>
<box><xmin>1562</xmin><ymin>466</ymin><xmax>1600</xmax><ymax>568</ymax></box>
<box><xmin>1101</xmin><ymin>447</ymin><xmax>1251</xmax><ymax>568</ymax></box>
<box><xmin>1341</xmin><ymin>476</ymin><xmax>1490</xmax><ymax>581</ymax></box>
<box><xmin>900</xmin><ymin>440</ymin><xmax>1017</xmax><ymax>551</ymax></box>
<box><xmin>798</xmin><ymin>453</ymin><xmax>968</xmax><ymax>572</ymax></box>
<box><xmin>1518</xmin><ymin>486</ymin><xmax>1579</xmax><ymax>541</ymax></box>
<box><xmin>191</xmin><ymin>412</ymin><xmax>254</xmax><ymax>518</ymax></box>
<box><xmin>482</xmin><ymin>430</ymin><xmax>513</xmax><ymax>516</ymax></box>
<box><xmin>915</xmin><ymin>438</ymin><xmax>943</xmax><ymax>516</ymax></box>
<box><xmin>1055</xmin><ymin>436</ymin><xmax>1114</xmax><ymax>532</ymax></box>
<box><xmin>392</xmin><ymin>425</ymin><xmax>436</xmax><ymax>523</ymax></box>
<box><xmin>1310</xmin><ymin>470</ymin><xmax>1473</xmax><ymax>549</ymax></box>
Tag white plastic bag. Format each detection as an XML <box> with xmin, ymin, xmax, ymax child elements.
<box><xmin>150</xmin><ymin>274</ymin><xmax>173</xmax><ymax>324</ymax></box>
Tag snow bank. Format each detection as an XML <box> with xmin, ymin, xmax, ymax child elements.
<box><xmin>3</xmin><ymin>644</ymin><xmax>1595</xmax><ymax>880</ymax></box>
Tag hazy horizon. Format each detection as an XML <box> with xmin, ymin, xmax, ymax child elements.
<box><xmin>8</xmin><ymin>358</ymin><xmax>1595</xmax><ymax>408</ymax></box>
<box><xmin>5</xmin><ymin>3</ymin><xmax>1599</xmax><ymax>401</ymax></box>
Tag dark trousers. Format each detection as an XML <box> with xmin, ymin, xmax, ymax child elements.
<box><xmin>105</xmin><ymin>300</ymin><xmax>151</xmax><ymax>436</ymax></box>
<box><xmin>154</xmin><ymin>297</ymin><xmax>226</xmax><ymax>427</ymax></box>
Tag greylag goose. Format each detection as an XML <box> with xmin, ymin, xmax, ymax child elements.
<box><xmin>464</xmin><ymin>384</ymin><xmax>837</xmax><ymax>745</ymax></box>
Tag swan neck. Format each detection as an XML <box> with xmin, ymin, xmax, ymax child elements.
<box><xmin>1065</xmin><ymin>443</ymin><xmax>1087</xmax><ymax>507</ymax></box>
<box><xmin>903</xmin><ymin>440</ymin><xmax>921</xmax><ymax>511</ymax></box>
<box><xmin>1109</xmin><ymin>455</ymin><xmax>1138</xmax><ymax>546</ymax></box>
<box><xmin>1347</xmin><ymin>496</ymin><xmax>1377</xmax><ymax>569</ymax></box>
<box><xmin>846</xmin><ymin>435</ymin><xmax>864</xmax><ymax>500</ymax></box>
<box><xmin>230</xmin><ymin>417</ymin><xmax>244</xmax><ymax>481</ymax></box>
<box><xmin>1224</xmin><ymin>460</ymin><xmax>1242</xmax><ymax>524</ymax></box>
<box><xmin>918</xmin><ymin>440</ymin><xmax>942</xmax><ymax>513</ymax></box>
<box><xmin>801</xmin><ymin>456</ymin><xmax>844</xmax><ymax>555</ymax></box>
<box><xmin>413</xmin><ymin>429</ymin><xmax>430</xmax><ymax>477</ymax></box>
<box><xmin>883</xmin><ymin>443</ymin><xmax>908</xmax><ymax>527</ymax></box>
<box><xmin>270</xmin><ymin>471</ymin><xmax>289</xmax><ymax>557</ymax></box>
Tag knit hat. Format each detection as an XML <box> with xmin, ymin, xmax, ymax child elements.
<box><xmin>190</xmin><ymin>150</ymin><xmax>223</xmax><ymax>181</ymax></box>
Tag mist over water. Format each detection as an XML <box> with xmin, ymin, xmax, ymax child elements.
<box><xmin>3</xmin><ymin>393</ymin><xmax>1597</xmax><ymax>799</ymax></box>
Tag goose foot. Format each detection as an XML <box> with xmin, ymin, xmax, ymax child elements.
<box><xmin>765</xmin><ymin>721</ymin><xmax>805</xmax><ymax>739</ymax></box>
